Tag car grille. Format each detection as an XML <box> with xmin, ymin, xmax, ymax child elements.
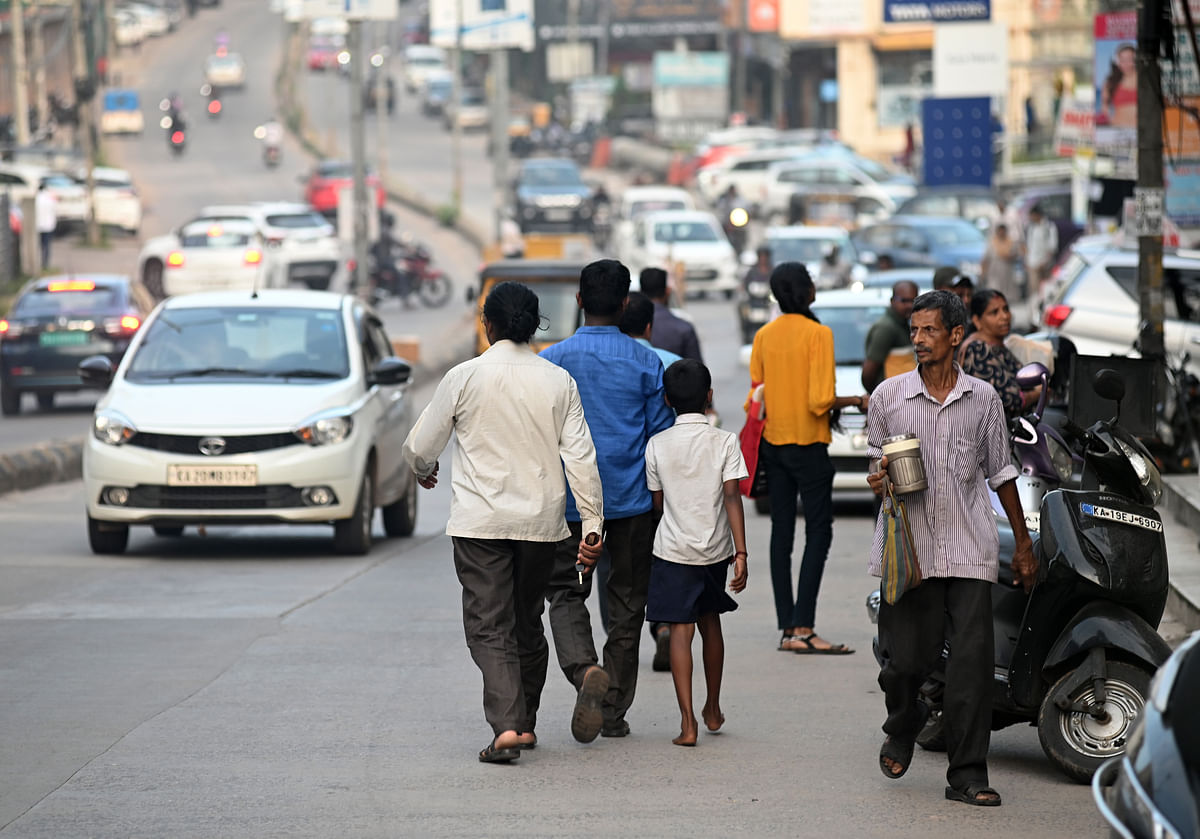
<box><xmin>128</xmin><ymin>431</ymin><xmax>300</xmax><ymax>455</ymax></box>
<box><xmin>126</xmin><ymin>485</ymin><xmax>305</xmax><ymax>509</ymax></box>
<box><xmin>686</xmin><ymin>269</ymin><xmax>719</xmax><ymax>281</ymax></box>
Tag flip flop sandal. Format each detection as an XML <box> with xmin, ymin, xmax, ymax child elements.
<box><xmin>879</xmin><ymin>735</ymin><xmax>916</xmax><ymax>779</ymax></box>
<box><xmin>478</xmin><ymin>739</ymin><xmax>521</xmax><ymax>764</ymax></box>
<box><xmin>790</xmin><ymin>633</ymin><xmax>855</xmax><ymax>655</ymax></box>
<box><xmin>945</xmin><ymin>785</ymin><xmax>1002</xmax><ymax>807</ymax></box>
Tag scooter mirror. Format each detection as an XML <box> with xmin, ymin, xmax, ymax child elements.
<box><xmin>1016</xmin><ymin>362</ymin><xmax>1049</xmax><ymax>390</ymax></box>
<box><xmin>1093</xmin><ymin>368</ymin><xmax>1126</xmax><ymax>403</ymax></box>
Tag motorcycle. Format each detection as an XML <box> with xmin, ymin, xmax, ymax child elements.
<box><xmin>591</xmin><ymin>201</ymin><xmax>611</xmax><ymax>251</ymax></box>
<box><xmin>722</xmin><ymin>203</ymin><xmax>750</xmax><ymax>254</ymax></box>
<box><xmin>263</xmin><ymin>144</ymin><xmax>281</xmax><ymax>168</ymax></box>
<box><xmin>1093</xmin><ymin>629</ymin><xmax>1200</xmax><ymax>839</ymax></box>
<box><xmin>201</xmin><ymin>83</ymin><xmax>222</xmax><ymax>119</ymax></box>
<box><xmin>867</xmin><ymin>367</ymin><xmax>1173</xmax><ymax>783</ymax></box>
<box><xmin>737</xmin><ymin>276</ymin><xmax>773</xmax><ymax>345</ymax></box>
<box><xmin>168</xmin><ymin>126</ymin><xmax>186</xmax><ymax>156</ymax></box>
<box><xmin>370</xmin><ymin>238</ymin><xmax>451</xmax><ymax>308</ymax></box>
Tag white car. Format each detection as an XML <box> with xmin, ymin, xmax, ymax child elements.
<box><xmin>612</xmin><ymin>185</ymin><xmax>695</xmax><ymax>259</ymax></box>
<box><xmin>403</xmin><ymin>44</ymin><xmax>447</xmax><ymax>93</ymax></box>
<box><xmin>0</xmin><ymin>162</ymin><xmax>48</xmax><ymax>208</ymax></box>
<box><xmin>200</xmin><ymin>202</ymin><xmax>348</xmax><ymax>291</ymax></box>
<box><xmin>204</xmin><ymin>53</ymin><xmax>246</xmax><ymax>88</ymax></box>
<box><xmin>757</xmin><ymin>156</ymin><xmax>915</xmax><ymax>226</ymax></box>
<box><xmin>761</xmin><ymin>225</ymin><xmax>866</xmax><ymax>289</ymax></box>
<box><xmin>620</xmin><ymin>209</ymin><xmax>739</xmax><ymax>298</ymax></box>
<box><xmin>443</xmin><ymin>87</ymin><xmax>489</xmax><ymax>132</ymax></box>
<box><xmin>84</xmin><ymin>166</ymin><xmax>143</xmax><ymax>234</ymax></box>
<box><xmin>157</xmin><ymin>220</ymin><xmax>273</xmax><ymax>298</ymax></box>
<box><xmin>695</xmin><ymin>145</ymin><xmax>817</xmax><ymax>207</ymax></box>
<box><xmin>110</xmin><ymin>11</ymin><xmax>145</xmax><ymax>46</ymax></box>
<box><xmin>116</xmin><ymin>3</ymin><xmax>169</xmax><ymax>36</ymax></box>
<box><xmin>80</xmin><ymin>290</ymin><xmax>417</xmax><ymax>555</ymax></box>
<box><xmin>40</xmin><ymin>172</ymin><xmax>90</xmax><ymax>229</ymax></box>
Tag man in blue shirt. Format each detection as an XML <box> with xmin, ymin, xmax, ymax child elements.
<box><xmin>542</xmin><ymin>259</ymin><xmax>675</xmax><ymax>742</ymax></box>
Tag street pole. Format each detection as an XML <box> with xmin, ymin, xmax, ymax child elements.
<box><xmin>374</xmin><ymin>27</ymin><xmax>388</xmax><ymax>182</ymax></box>
<box><xmin>31</xmin><ymin>0</ymin><xmax>48</xmax><ymax>134</ymax></box>
<box><xmin>69</xmin><ymin>0</ymin><xmax>99</xmax><ymax>245</ymax></box>
<box><xmin>1136</xmin><ymin>0</ymin><xmax>1166</xmax><ymax>362</ymax></box>
<box><xmin>596</xmin><ymin>0</ymin><xmax>609</xmax><ymax>77</ymax></box>
<box><xmin>733</xmin><ymin>0</ymin><xmax>747</xmax><ymax>115</ymax></box>
<box><xmin>450</xmin><ymin>0</ymin><xmax>463</xmax><ymax>215</ymax></box>
<box><xmin>490</xmin><ymin>48</ymin><xmax>509</xmax><ymax>243</ymax></box>
<box><xmin>12</xmin><ymin>0</ymin><xmax>31</xmax><ymax>145</ymax></box>
<box><xmin>349</xmin><ymin>20</ymin><xmax>370</xmax><ymax>296</ymax></box>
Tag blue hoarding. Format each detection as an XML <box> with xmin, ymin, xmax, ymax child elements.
<box><xmin>884</xmin><ymin>0</ymin><xmax>990</xmax><ymax>23</ymax></box>
<box><xmin>922</xmin><ymin>96</ymin><xmax>993</xmax><ymax>188</ymax></box>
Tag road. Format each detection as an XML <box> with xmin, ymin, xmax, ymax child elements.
<box><xmin>0</xmin><ymin>4</ymin><xmax>1120</xmax><ymax>836</ymax></box>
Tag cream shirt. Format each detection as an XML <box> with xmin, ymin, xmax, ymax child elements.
<box><xmin>645</xmin><ymin>414</ymin><xmax>748</xmax><ymax>565</ymax></box>
<box><xmin>402</xmin><ymin>339</ymin><xmax>604</xmax><ymax>542</ymax></box>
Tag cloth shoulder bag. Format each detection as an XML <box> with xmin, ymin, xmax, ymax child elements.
<box><xmin>881</xmin><ymin>481</ymin><xmax>922</xmax><ymax>604</ymax></box>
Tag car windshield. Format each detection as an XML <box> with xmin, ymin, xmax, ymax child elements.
<box><xmin>522</xmin><ymin>165</ymin><xmax>582</xmax><ymax>187</ymax></box>
<box><xmin>768</xmin><ymin>237</ymin><xmax>846</xmax><ymax>263</ymax></box>
<box><xmin>42</xmin><ymin>174</ymin><xmax>77</xmax><ymax>188</ymax></box>
<box><xmin>461</xmin><ymin>89</ymin><xmax>486</xmax><ymax>106</ymax></box>
<box><xmin>653</xmin><ymin>221</ymin><xmax>719</xmax><ymax>243</ymax></box>
<box><xmin>15</xmin><ymin>286</ymin><xmax>118</xmax><ymax>316</ymax></box>
<box><xmin>208</xmin><ymin>55</ymin><xmax>241</xmax><ymax>69</ymax></box>
<box><xmin>265</xmin><ymin>212</ymin><xmax>327</xmax><ymax>229</ymax></box>
<box><xmin>126</xmin><ymin>307</ymin><xmax>350</xmax><ymax>381</ymax></box>
<box><xmin>630</xmin><ymin>200</ymin><xmax>687</xmax><ymax>217</ymax></box>
<box><xmin>317</xmin><ymin>161</ymin><xmax>353</xmax><ymax>178</ymax></box>
<box><xmin>427</xmin><ymin>79</ymin><xmax>451</xmax><ymax>95</ymax></box>
<box><xmin>409</xmin><ymin>56</ymin><xmax>444</xmax><ymax>68</ymax></box>
<box><xmin>813</xmin><ymin>303</ymin><xmax>889</xmax><ymax>365</ymax></box>
<box><xmin>921</xmin><ymin>221</ymin><xmax>985</xmax><ymax>247</ymax></box>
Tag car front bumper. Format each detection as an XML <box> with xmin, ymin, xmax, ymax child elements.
<box><xmin>84</xmin><ymin>433</ymin><xmax>365</xmax><ymax>524</ymax></box>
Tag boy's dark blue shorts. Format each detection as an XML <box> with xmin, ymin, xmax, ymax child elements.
<box><xmin>646</xmin><ymin>556</ymin><xmax>738</xmax><ymax>624</ymax></box>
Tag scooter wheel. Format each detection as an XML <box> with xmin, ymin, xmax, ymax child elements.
<box><xmin>418</xmin><ymin>274</ymin><xmax>452</xmax><ymax>308</ymax></box>
<box><xmin>1037</xmin><ymin>659</ymin><xmax>1152</xmax><ymax>783</ymax></box>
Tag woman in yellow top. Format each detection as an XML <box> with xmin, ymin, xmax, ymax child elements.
<box><xmin>750</xmin><ymin>263</ymin><xmax>869</xmax><ymax>654</ymax></box>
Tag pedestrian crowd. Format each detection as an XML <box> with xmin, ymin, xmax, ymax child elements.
<box><xmin>404</xmin><ymin>253</ymin><xmax>1041</xmax><ymax>810</ymax></box>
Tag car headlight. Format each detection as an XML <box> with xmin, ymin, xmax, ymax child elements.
<box><xmin>294</xmin><ymin>413</ymin><xmax>354</xmax><ymax>446</ymax></box>
<box><xmin>94</xmin><ymin>411</ymin><xmax>137</xmax><ymax>446</ymax></box>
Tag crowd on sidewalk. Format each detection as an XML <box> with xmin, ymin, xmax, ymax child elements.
<box><xmin>401</xmin><ymin>256</ymin><xmax>1038</xmax><ymax>810</ymax></box>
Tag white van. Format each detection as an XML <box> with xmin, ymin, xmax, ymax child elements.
<box><xmin>403</xmin><ymin>45</ymin><xmax>447</xmax><ymax>93</ymax></box>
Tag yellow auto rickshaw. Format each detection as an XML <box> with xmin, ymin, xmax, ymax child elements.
<box><xmin>471</xmin><ymin>259</ymin><xmax>587</xmax><ymax>356</ymax></box>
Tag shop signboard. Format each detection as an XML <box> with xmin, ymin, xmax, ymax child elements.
<box><xmin>781</xmin><ymin>0</ymin><xmax>866</xmax><ymax>37</ymax></box>
<box><xmin>1053</xmin><ymin>97</ymin><xmax>1095</xmax><ymax>156</ymax></box>
<box><xmin>932</xmin><ymin>21</ymin><xmax>1008</xmax><ymax>97</ymax></box>
<box><xmin>884</xmin><ymin>0</ymin><xmax>990</xmax><ymax>23</ymax></box>
<box><xmin>609</xmin><ymin>0</ymin><xmax>724</xmax><ymax>36</ymax></box>
<box><xmin>748</xmin><ymin>0</ymin><xmax>780</xmax><ymax>33</ymax></box>
<box><xmin>652</xmin><ymin>52</ymin><xmax>729</xmax><ymax>142</ymax></box>
<box><xmin>430</xmin><ymin>0</ymin><xmax>534</xmax><ymax>51</ymax></box>
<box><xmin>921</xmin><ymin>96</ymin><xmax>993</xmax><ymax>187</ymax></box>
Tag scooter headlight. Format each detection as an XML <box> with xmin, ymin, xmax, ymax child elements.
<box><xmin>1047</xmin><ymin>435</ymin><xmax>1074</xmax><ymax>483</ymax></box>
<box><xmin>1114</xmin><ymin>436</ymin><xmax>1163</xmax><ymax>504</ymax></box>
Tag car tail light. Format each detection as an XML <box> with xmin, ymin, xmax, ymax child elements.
<box><xmin>0</xmin><ymin>319</ymin><xmax>27</xmax><ymax>340</ymax></box>
<box><xmin>244</xmin><ymin>248</ymin><xmax>263</xmax><ymax>265</ymax></box>
<box><xmin>1043</xmin><ymin>304</ymin><xmax>1072</xmax><ymax>328</ymax></box>
<box><xmin>47</xmin><ymin>280</ymin><xmax>96</xmax><ymax>292</ymax></box>
<box><xmin>104</xmin><ymin>315</ymin><xmax>141</xmax><ymax>336</ymax></box>
<box><xmin>171</xmin><ymin>130</ymin><xmax>185</xmax><ymax>144</ymax></box>
<box><xmin>167</xmin><ymin>251</ymin><xmax>184</xmax><ymax>267</ymax></box>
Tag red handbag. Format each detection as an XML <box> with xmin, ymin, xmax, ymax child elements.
<box><xmin>739</xmin><ymin>385</ymin><xmax>768</xmax><ymax>498</ymax></box>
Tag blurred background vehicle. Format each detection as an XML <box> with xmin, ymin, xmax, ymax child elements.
<box><xmin>894</xmin><ymin>185</ymin><xmax>1001</xmax><ymax>229</ymax></box>
<box><xmin>443</xmin><ymin>86</ymin><xmax>489</xmax><ymax>132</ymax></box>
<box><xmin>620</xmin><ymin>209</ymin><xmax>739</xmax><ymax>298</ymax></box>
<box><xmin>512</xmin><ymin>157</ymin><xmax>594</xmax><ymax>234</ymax></box>
<box><xmin>419</xmin><ymin>70</ymin><xmax>453</xmax><ymax>116</ymax></box>
<box><xmin>402</xmin><ymin>43</ymin><xmax>447</xmax><ymax>93</ymax></box>
<box><xmin>0</xmin><ymin>275</ymin><xmax>154</xmax><ymax>415</ymax></box>
<box><xmin>204</xmin><ymin>52</ymin><xmax>246</xmax><ymax>89</ymax></box>
<box><xmin>302</xmin><ymin>159</ymin><xmax>385</xmax><ymax>218</ymax></box>
<box><xmin>852</xmin><ymin>215</ymin><xmax>986</xmax><ymax>275</ymax></box>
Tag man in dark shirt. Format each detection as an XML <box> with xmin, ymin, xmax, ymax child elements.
<box><xmin>639</xmin><ymin>267</ymin><xmax>703</xmax><ymax>362</ymax></box>
<box><xmin>862</xmin><ymin>280</ymin><xmax>918</xmax><ymax>393</ymax></box>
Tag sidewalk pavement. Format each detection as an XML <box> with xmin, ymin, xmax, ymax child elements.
<box><xmin>1162</xmin><ymin>475</ymin><xmax>1200</xmax><ymax>631</ymax></box>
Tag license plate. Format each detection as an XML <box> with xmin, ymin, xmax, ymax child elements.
<box><xmin>543</xmin><ymin>209</ymin><xmax>572</xmax><ymax>222</ymax></box>
<box><xmin>167</xmin><ymin>464</ymin><xmax>258</xmax><ymax>486</ymax></box>
<box><xmin>39</xmin><ymin>331</ymin><xmax>89</xmax><ymax>347</ymax></box>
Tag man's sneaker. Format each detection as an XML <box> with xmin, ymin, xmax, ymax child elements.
<box><xmin>571</xmin><ymin>665</ymin><xmax>609</xmax><ymax>743</ymax></box>
<box><xmin>652</xmin><ymin>626</ymin><xmax>671</xmax><ymax>672</ymax></box>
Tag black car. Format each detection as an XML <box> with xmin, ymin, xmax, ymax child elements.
<box><xmin>0</xmin><ymin>274</ymin><xmax>155</xmax><ymax>415</ymax></box>
<box><xmin>512</xmin><ymin>157</ymin><xmax>594</xmax><ymax>233</ymax></box>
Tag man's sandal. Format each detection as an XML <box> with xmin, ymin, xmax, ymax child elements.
<box><xmin>945</xmin><ymin>785</ymin><xmax>1002</xmax><ymax>806</ymax></box>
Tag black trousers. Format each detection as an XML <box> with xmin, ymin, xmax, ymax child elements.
<box><xmin>546</xmin><ymin>512</ymin><xmax>656</xmax><ymax>726</ymax></box>
<box><xmin>451</xmin><ymin>537</ymin><xmax>556</xmax><ymax>736</ymax></box>
<box><xmin>877</xmin><ymin>577</ymin><xmax>994</xmax><ymax>790</ymax></box>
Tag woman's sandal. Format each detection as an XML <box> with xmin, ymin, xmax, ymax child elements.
<box><xmin>478</xmin><ymin>738</ymin><xmax>521</xmax><ymax>764</ymax></box>
<box><xmin>789</xmin><ymin>632</ymin><xmax>854</xmax><ymax>655</ymax></box>
<box><xmin>945</xmin><ymin>784</ymin><xmax>1002</xmax><ymax>807</ymax></box>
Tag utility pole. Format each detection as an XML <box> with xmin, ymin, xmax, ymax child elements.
<box><xmin>733</xmin><ymin>0</ymin><xmax>747</xmax><ymax>115</ymax></box>
<box><xmin>490</xmin><ymin>48</ymin><xmax>509</xmax><ymax>242</ymax></box>
<box><xmin>373</xmin><ymin>29</ymin><xmax>388</xmax><ymax>182</ymax></box>
<box><xmin>69</xmin><ymin>0</ymin><xmax>99</xmax><ymax>245</ymax></box>
<box><xmin>596</xmin><ymin>0</ymin><xmax>610</xmax><ymax>77</ymax></box>
<box><xmin>349</xmin><ymin>20</ymin><xmax>369</xmax><ymax>296</ymax></box>
<box><xmin>12</xmin><ymin>0</ymin><xmax>31</xmax><ymax>145</ymax></box>
<box><xmin>1136</xmin><ymin>0</ymin><xmax>1166</xmax><ymax>362</ymax></box>
<box><xmin>450</xmin><ymin>0</ymin><xmax>463</xmax><ymax>215</ymax></box>
<box><xmin>31</xmin><ymin>0</ymin><xmax>48</xmax><ymax>133</ymax></box>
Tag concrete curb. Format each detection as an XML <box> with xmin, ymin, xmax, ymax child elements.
<box><xmin>0</xmin><ymin>438</ymin><xmax>84</xmax><ymax>496</ymax></box>
<box><xmin>1162</xmin><ymin>478</ymin><xmax>1200</xmax><ymax>631</ymax></box>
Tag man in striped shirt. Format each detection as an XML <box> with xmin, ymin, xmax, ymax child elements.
<box><xmin>866</xmin><ymin>289</ymin><xmax>1036</xmax><ymax>808</ymax></box>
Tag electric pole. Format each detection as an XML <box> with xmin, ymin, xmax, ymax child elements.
<box><xmin>69</xmin><ymin>0</ymin><xmax>99</xmax><ymax>245</ymax></box>
<box><xmin>12</xmin><ymin>0</ymin><xmax>31</xmax><ymax>145</ymax></box>
<box><xmin>349</xmin><ymin>20</ymin><xmax>370</xmax><ymax>296</ymax></box>
<box><xmin>1136</xmin><ymin>0</ymin><xmax>1166</xmax><ymax>362</ymax></box>
<box><xmin>450</xmin><ymin>0</ymin><xmax>463</xmax><ymax>216</ymax></box>
<box><xmin>31</xmin><ymin>0</ymin><xmax>48</xmax><ymax>133</ymax></box>
<box><xmin>490</xmin><ymin>48</ymin><xmax>509</xmax><ymax>242</ymax></box>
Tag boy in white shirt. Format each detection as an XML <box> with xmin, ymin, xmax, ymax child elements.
<box><xmin>644</xmin><ymin>359</ymin><xmax>749</xmax><ymax>747</ymax></box>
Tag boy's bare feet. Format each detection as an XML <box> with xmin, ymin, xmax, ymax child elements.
<box><xmin>702</xmin><ymin>705</ymin><xmax>725</xmax><ymax>732</ymax></box>
<box><xmin>673</xmin><ymin>716</ymin><xmax>698</xmax><ymax>747</ymax></box>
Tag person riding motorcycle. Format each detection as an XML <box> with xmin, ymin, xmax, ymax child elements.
<box><xmin>716</xmin><ymin>185</ymin><xmax>748</xmax><ymax>253</ymax></box>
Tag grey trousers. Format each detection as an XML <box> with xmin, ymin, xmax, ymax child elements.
<box><xmin>451</xmin><ymin>536</ymin><xmax>556</xmax><ymax>736</ymax></box>
<box><xmin>546</xmin><ymin>512</ymin><xmax>656</xmax><ymax>725</ymax></box>
<box><xmin>877</xmin><ymin>577</ymin><xmax>994</xmax><ymax>790</ymax></box>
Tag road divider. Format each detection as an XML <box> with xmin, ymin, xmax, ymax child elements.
<box><xmin>0</xmin><ymin>439</ymin><xmax>83</xmax><ymax>496</ymax></box>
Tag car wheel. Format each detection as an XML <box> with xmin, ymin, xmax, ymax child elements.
<box><xmin>153</xmin><ymin>525</ymin><xmax>184</xmax><ymax>537</ymax></box>
<box><xmin>2</xmin><ymin>382</ymin><xmax>21</xmax><ymax>416</ymax></box>
<box><xmin>88</xmin><ymin>516</ymin><xmax>129</xmax><ymax>555</ymax></box>
<box><xmin>381</xmin><ymin>471</ymin><xmax>417</xmax><ymax>537</ymax></box>
<box><xmin>333</xmin><ymin>464</ymin><xmax>374</xmax><ymax>555</ymax></box>
<box><xmin>143</xmin><ymin>258</ymin><xmax>165</xmax><ymax>300</ymax></box>
<box><xmin>36</xmin><ymin>392</ymin><xmax>54</xmax><ymax>411</ymax></box>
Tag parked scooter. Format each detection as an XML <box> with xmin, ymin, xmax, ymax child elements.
<box><xmin>1093</xmin><ymin>629</ymin><xmax>1200</xmax><ymax>838</ymax></box>
<box><xmin>867</xmin><ymin>368</ymin><xmax>1172</xmax><ymax>783</ymax></box>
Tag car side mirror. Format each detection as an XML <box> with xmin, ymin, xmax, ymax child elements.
<box><xmin>369</xmin><ymin>356</ymin><xmax>411</xmax><ymax>386</ymax></box>
<box><xmin>78</xmin><ymin>355</ymin><xmax>115</xmax><ymax>388</ymax></box>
